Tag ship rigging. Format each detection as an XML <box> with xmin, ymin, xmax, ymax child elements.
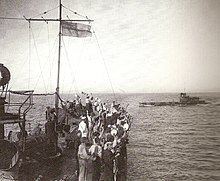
<box><xmin>1</xmin><ymin>1</ymin><xmax>132</xmax><ymax>180</ymax></box>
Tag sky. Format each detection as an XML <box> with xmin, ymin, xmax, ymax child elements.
<box><xmin>0</xmin><ymin>0</ymin><xmax>220</xmax><ymax>94</ymax></box>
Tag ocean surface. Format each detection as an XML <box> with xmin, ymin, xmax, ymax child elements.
<box><xmin>5</xmin><ymin>92</ymin><xmax>220</xmax><ymax>181</ymax></box>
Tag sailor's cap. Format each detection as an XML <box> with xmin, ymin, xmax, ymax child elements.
<box><xmin>111</xmin><ymin>129</ymin><xmax>117</xmax><ymax>136</ymax></box>
<box><xmin>80</xmin><ymin>116</ymin><xmax>87</xmax><ymax>120</ymax></box>
<box><xmin>107</xmin><ymin>113</ymin><xmax>112</xmax><ymax>117</ymax></box>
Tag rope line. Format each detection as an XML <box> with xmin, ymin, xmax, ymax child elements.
<box><xmin>49</xmin><ymin>35</ymin><xmax>59</xmax><ymax>92</ymax></box>
<box><xmin>61</xmin><ymin>37</ymin><xmax>79</xmax><ymax>94</ymax></box>
<box><xmin>63</xmin><ymin>27</ymin><xmax>74</xmax><ymax>98</ymax></box>
<box><xmin>45</xmin><ymin>22</ymin><xmax>52</xmax><ymax>94</ymax></box>
<box><xmin>30</xmin><ymin>6</ymin><xmax>59</xmax><ymax>19</ymax></box>
<box><xmin>0</xmin><ymin>17</ymin><xmax>25</xmax><ymax>20</ymax></box>
<box><xmin>73</xmin><ymin>37</ymin><xmax>87</xmax><ymax>95</ymax></box>
<box><xmin>28</xmin><ymin>21</ymin><xmax>31</xmax><ymax>89</ymax></box>
<box><xmin>30</xmin><ymin>25</ymin><xmax>47</xmax><ymax>92</ymax></box>
<box><xmin>47</xmin><ymin>23</ymin><xmax>51</xmax><ymax>92</ymax></box>
<box><xmin>0</xmin><ymin>6</ymin><xmax>59</xmax><ymax>21</ymax></box>
<box><xmin>45</xmin><ymin>22</ymin><xmax>52</xmax><ymax>105</ymax></box>
<box><xmin>32</xmin><ymin>93</ymin><xmax>55</xmax><ymax>96</ymax></box>
<box><xmin>91</xmin><ymin>26</ymin><xmax>117</xmax><ymax>100</ymax></box>
<box><xmin>62</xmin><ymin>5</ymin><xmax>90</xmax><ymax>20</ymax></box>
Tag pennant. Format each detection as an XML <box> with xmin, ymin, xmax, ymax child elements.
<box><xmin>62</xmin><ymin>21</ymin><xmax>92</xmax><ymax>37</ymax></box>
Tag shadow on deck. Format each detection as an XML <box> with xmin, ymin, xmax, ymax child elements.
<box><xmin>18</xmin><ymin>139</ymin><xmax>127</xmax><ymax>181</ymax></box>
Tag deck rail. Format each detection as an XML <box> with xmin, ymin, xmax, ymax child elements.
<box><xmin>17</xmin><ymin>92</ymin><xmax>34</xmax><ymax>120</ymax></box>
<box><xmin>0</xmin><ymin>90</ymin><xmax>34</xmax><ymax>121</ymax></box>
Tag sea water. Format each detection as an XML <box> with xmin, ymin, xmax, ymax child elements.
<box><xmin>126</xmin><ymin>93</ymin><xmax>220</xmax><ymax>181</ymax></box>
<box><xmin>5</xmin><ymin>93</ymin><xmax>220</xmax><ymax>180</ymax></box>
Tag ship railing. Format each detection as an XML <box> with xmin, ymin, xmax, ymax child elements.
<box><xmin>2</xmin><ymin>90</ymin><xmax>34</xmax><ymax>120</ymax></box>
<box><xmin>18</xmin><ymin>92</ymin><xmax>34</xmax><ymax>120</ymax></box>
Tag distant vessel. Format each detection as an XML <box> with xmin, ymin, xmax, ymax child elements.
<box><xmin>139</xmin><ymin>93</ymin><xmax>207</xmax><ymax>107</ymax></box>
<box><xmin>179</xmin><ymin>92</ymin><xmax>206</xmax><ymax>105</ymax></box>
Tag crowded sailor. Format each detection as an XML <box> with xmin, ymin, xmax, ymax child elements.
<box><xmin>44</xmin><ymin>92</ymin><xmax>131</xmax><ymax>180</ymax></box>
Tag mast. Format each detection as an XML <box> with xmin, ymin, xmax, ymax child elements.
<box><xmin>4</xmin><ymin>1</ymin><xmax>93</xmax><ymax>114</ymax></box>
<box><xmin>53</xmin><ymin>0</ymin><xmax>62</xmax><ymax>153</ymax></box>
<box><xmin>55</xmin><ymin>0</ymin><xmax>62</xmax><ymax>114</ymax></box>
<box><xmin>2</xmin><ymin>0</ymin><xmax>93</xmax><ymax>157</ymax></box>
<box><xmin>54</xmin><ymin>0</ymin><xmax>93</xmax><ymax>116</ymax></box>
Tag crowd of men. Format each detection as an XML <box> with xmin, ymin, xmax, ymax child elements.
<box><xmin>60</xmin><ymin>92</ymin><xmax>132</xmax><ymax>181</ymax></box>
<box><xmin>6</xmin><ymin>92</ymin><xmax>131</xmax><ymax>181</ymax></box>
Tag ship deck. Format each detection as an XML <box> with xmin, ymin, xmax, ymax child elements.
<box><xmin>18</xmin><ymin>137</ymin><xmax>127</xmax><ymax>181</ymax></box>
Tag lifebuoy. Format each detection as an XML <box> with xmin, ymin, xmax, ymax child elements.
<box><xmin>0</xmin><ymin>64</ymin><xmax>11</xmax><ymax>86</ymax></box>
